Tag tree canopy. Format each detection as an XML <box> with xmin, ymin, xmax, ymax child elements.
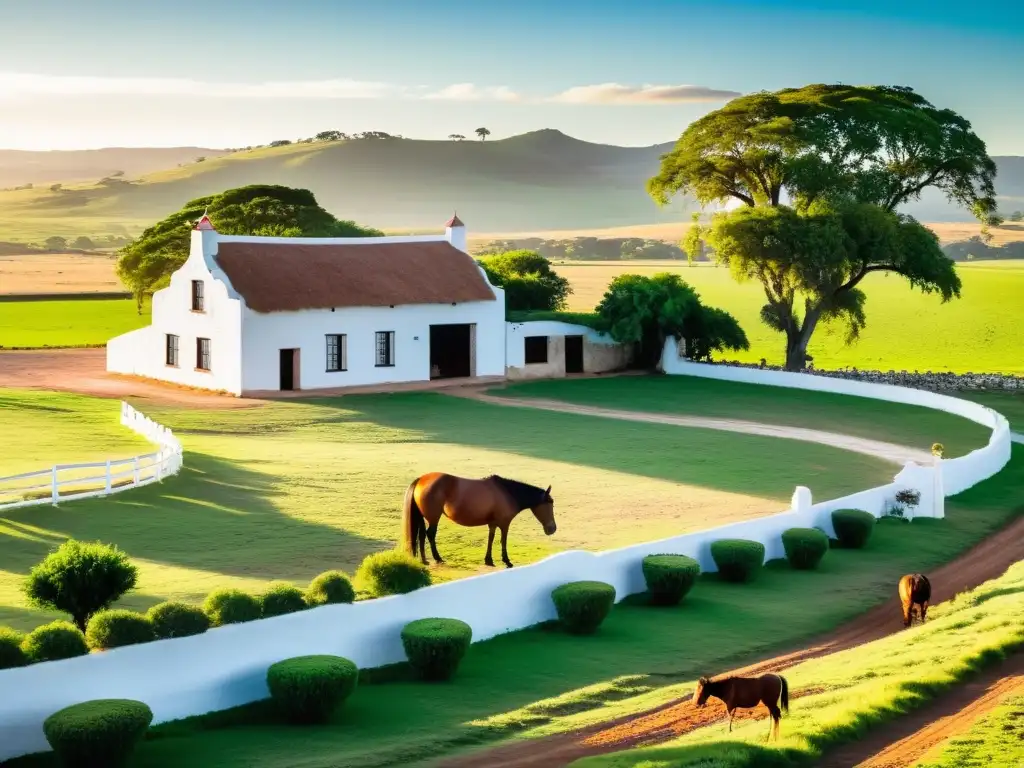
<box><xmin>650</xmin><ymin>84</ymin><xmax>989</xmax><ymax>369</ymax></box>
<box><xmin>116</xmin><ymin>185</ymin><xmax>383</xmax><ymax>310</ymax></box>
<box><xmin>478</xmin><ymin>250</ymin><xmax>572</xmax><ymax>313</ymax></box>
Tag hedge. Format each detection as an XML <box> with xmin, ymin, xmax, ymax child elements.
<box><xmin>259</xmin><ymin>582</ymin><xmax>308</xmax><ymax>618</ymax></box>
<box><xmin>266</xmin><ymin>655</ymin><xmax>359</xmax><ymax>724</ymax></box>
<box><xmin>781</xmin><ymin>528</ymin><xmax>830</xmax><ymax>570</ymax></box>
<box><xmin>832</xmin><ymin>509</ymin><xmax>877</xmax><ymax>549</ymax></box>
<box><xmin>21</xmin><ymin>620</ymin><xmax>89</xmax><ymax>663</ymax></box>
<box><xmin>0</xmin><ymin>626</ymin><xmax>28</xmax><ymax>669</ymax></box>
<box><xmin>203</xmin><ymin>588</ymin><xmax>261</xmax><ymax>626</ymax></box>
<box><xmin>305</xmin><ymin>571</ymin><xmax>356</xmax><ymax>606</ymax></box>
<box><xmin>551</xmin><ymin>581</ymin><xmax>616</xmax><ymax>634</ymax></box>
<box><xmin>641</xmin><ymin>554</ymin><xmax>701</xmax><ymax>606</ymax></box>
<box><xmin>401</xmin><ymin>618</ymin><xmax>473</xmax><ymax>681</ymax></box>
<box><xmin>355</xmin><ymin>550</ymin><xmax>432</xmax><ymax>597</ymax></box>
<box><xmin>146</xmin><ymin>601</ymin><xmax>211</xmax><ymax>639</ymax></box>
<box><xmin>43</xmin><ymin>699</ymin><xmax>153</xmax><ymax>767</ymax></box>
<box><xmin>710</xmin><ymin>539</ymin><xmax>765</xmax><ymax>583</ymax></box>
<box><xmin>85</xmin><ymin>610</ymin><xmax>156</xmax><ymax>651</ymax></box>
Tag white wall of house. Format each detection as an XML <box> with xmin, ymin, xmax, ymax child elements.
<box><xmin>505</xmin><ymin>320</ymin><xmax>632</xmax><ymax>380</ymax></box>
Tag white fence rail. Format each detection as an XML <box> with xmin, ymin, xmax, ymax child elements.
<box><xmin>0</xmin><ymin>367</ymin><xmax>1013</xmax><ymax>761</ymax></box>
<box><xmin>0</xmin><ymin>403</ymin><xmax>183</xmax><ymax>511</ymax></box>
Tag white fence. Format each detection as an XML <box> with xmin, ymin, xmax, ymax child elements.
<box><xmin>0</xmin><ymin>366</ymin><xmax>1013</xmax><ymax>761</ymax></box>
<box><xmin>0</xmin><ymin>403</ymin><xmax>183</xmax><ymax>511</ymax></box>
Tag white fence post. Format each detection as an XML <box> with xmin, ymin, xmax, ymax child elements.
<box><xmin>104</xmin><ymin>460</ymin><xmax>112</xmax><ymax>493</ymax></box>
<box><xmin>133</xmin><ymin>457</ymin><xmax>140</xmax><ymax>487</ymax></box>
<box><xmin>50</xmin><ymin>466</ymin><xmax>58</xmax><ymax>505</ymax></box>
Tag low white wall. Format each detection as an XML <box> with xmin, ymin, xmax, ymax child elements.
<box><xmin>0</xmin><ymin>351</ymin><xmax>1012</xmax><ymax>761</ymax></box>
<box><xmin>505</xmin><ymin>320</ymin><xmax>631</xmax><ymax>380</ymax></box>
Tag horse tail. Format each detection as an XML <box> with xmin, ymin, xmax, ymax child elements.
<box><xmin>402</xmin><ymin>478</ymin><xmax>424</xmax><ymax>556</ymax></box>
<box><xmin>779</xmin><ymin>675</ymin><xmax>789</xmax><ymax>714</ymax></box>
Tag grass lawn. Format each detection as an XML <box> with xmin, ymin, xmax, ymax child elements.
<box><xmin>0</xmin><ymin>297</ymin><xmax>149</xmax><ymax>348</ymax></box>
<box><xmin>0</xmin><ymin>389</ymin><xmax>898</xmax><ymax>631</ymax></box>
<box><xmin>960</xmin><ymin>390</ymin><xmax>1024</xmax><ymax>432</ymax></box>
<box><xmin>9</xmin><ymin>448</ymin><xmax>1023</xmax><ymax>768</ymax></box>
<box><xmin>498</xmin><ymin>376</ymin><xmax>993</xmax><ymax>458</ymax></box>
<box><xmin>573</xmin><ymin>558</ymin><xmax>1024</xmax><ymax>768</ymax></box>
<box><xmin>914</xmin><ymin>694</ymin><xmax>1024</xmax><ymax>768</ymax></box>
<box><xmin>553</xmin><ymin>260</ymin><xmax>1024</xmax><ymax>375</ymax></box>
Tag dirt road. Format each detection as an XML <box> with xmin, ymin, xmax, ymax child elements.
<box><xmin>437</xmin><ymin>515</ymin><xmax>1024</xmax><ymax>768</ymax></box>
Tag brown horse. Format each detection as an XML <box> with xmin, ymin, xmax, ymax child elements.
<box><xmin>403</xmin><ymin>473</ymin><xmax>556</xmax><ymax>568</ymax></box>
<box><xmin>692</xmin><ymin>673</ymin><xmax>789</xmax><ymax>741</ymax></box>
<box><xmin>899</xmin><ymin>573</ymin><xmax>932</xmax><ymax>627</ymax></box>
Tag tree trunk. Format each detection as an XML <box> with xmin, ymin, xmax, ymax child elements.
<box><xmin>783</xmin><ymin>306</ymin><xmax>823</xmax><ymax>372</ymax></box>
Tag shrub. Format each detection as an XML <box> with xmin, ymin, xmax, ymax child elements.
<box><xmin>781</xmin><ymin>528</ymin><xmax>829</xmax><ymax>570</ymax></box>
<box><xmin>401</xmin><ymin>618</ymin><xmax>473</xmax><ymax>681</ymax></box>
<box><xmin>43</xmin><ymin>699</ymin><xmax>153</xmax><ymax>767</ymax></box>
<box><xmin>355</xmin><ymin>550</ymin><xmax>431</xmax><ymax>597</ymax></box>
<box><xmin>23</xmin><ymin>540</ymin><xmax>138</xmax><ymax>631</ymax></box>
<box><xmin>710</xmin><ymin>539</ymin><xmax>765</xmax><ymax>583</ymax></box>
<box><xmin>641</xmin><ymin>554</ymin><xmax>701</xmax><ymax>606</ymax></box>
<box><xmin>146</xmin><ymin>601</ymin><xmax>211</xmax><ymax>639</ymax></box>
<box><xmin>551</xmin><ymin>581</ymin><xmax>616</xmax><ymax>635</ymax></box>
<box><xmin>202</xmin><ymin>588</ymin><xmax>261</xmax><ymax>626</ymax></box>
<box><xmin>831</xmin><ymin>509</ymin><xmax>877</xmax><ymax>549</ymax></box>
<box><xmin>266</xmin><ymin>655</ymin><xmax>358</xmax><ymax>724</ymax></box>
<box><xmin>0</xmin><ymin>626</ymin><xmax>28</xmax><ymax>669</ymax></box>
<box><xmin>260</xmin><ymin>582</ymin><xmax>308</xmax><ymax>618</ymax></box>
<box><xmin>21</xmin><ymin>620</ymin><xmax>89</xmax><ymax>663</ymax></box>
<box><xmin>305</xmin><ymin>571</ymin><xmax>355</xmax><ymax>606</ymax></box>
<box><xmin>86</xmin><ymin>610</ymin><xmax>156</xmax><ymax>650</ymax></box>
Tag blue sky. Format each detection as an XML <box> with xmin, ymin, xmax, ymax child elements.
<box><xmin>0</xmin><ymin>0</ymin><xmax>1020</xmax><ymax>152</ymax></box>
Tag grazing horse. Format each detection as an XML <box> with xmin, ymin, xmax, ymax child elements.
<box><xmin>899</xmin><ymin>573</ymin><xmax>932</xmax><ymax>627</ymax></box>
<box><xmin>403</xmin><ymin>473</ymin><xmax>556</xmax><ymax>568</ymax></box>
<box><xmin>692</xmin><ymin>673</ymin><xmax>789</xmax><ymax>741</ymax></box>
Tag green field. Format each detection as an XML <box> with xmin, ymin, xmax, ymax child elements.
<box><xmin>557</xmin><ymin>260</ymin><xmax>1024</xmax><ymax>374</ymax></box>
<box><xmin>574</xmin><ymin>558</ymin><xmax>1024</xmax><ymax>768</ymax></box>
<box><xmin>915</xmin><ymin>694</ymin><xmax>1024</xmax><ymax>768</ymax></box>
<box><xmin>10</xmin><ymin>448</ymin><xmax>1023</xmax><ymax>768</ymax></box>
<box><xmin>0</xmin><ymin>297</ymin><xmax>148</xmax><ymax>348</ymax></box>
<box><xmin>0</xmin><ymin>388</ymin><xmax>905</xmax><ymax>632</ymax></box>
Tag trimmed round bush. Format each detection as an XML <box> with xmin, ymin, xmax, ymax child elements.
<box><xmin>0</xmin><ymin>626</ymin><xmax>28</xmax><ymax>669</ymax></box>
<box><xmin>43</xmin><ymin>698</ymin><xmax>153</xmax><ymax>767</ymax></box>
<box><xmin>355</xmin><ymin>550</ymin><xmax>432</xmax><ymax>597</ymax></box>
<box><xmin>781</xmin><ymin>528</ymin><xmax>830</xmax><ymax>570</ymax></box>
<box><xmin>203</xmin><ymin>588</ymin><xmax>261</xmax><ymax>626</ymax></box>
<box><xmin>21</xmin><ymin>620</ymin><xmax>89</xmax><ymax>663</ymax></box>
<box><xmin>266</xmin><ymin>655</ymin><xmax>359</xmax><ymax>724</ymax></box>
<box><xmin>831</xmin><ymin>509</ymin><xmax>876</xmax><ymax>549</ymax></box>
<box><xmin>86</xmin><ymin>610</ymin><xmax>156</xmax><ymax>651</ymax></box>
<box><xmin>260</xmin><ymin>582</ymin><xmax>308</xmax><ymax>618</ymax></box>
<box><xmin>401</xmin><ymin>618</ymin><xmax>473</xmax><ymax>681</ymax></box>
<box><xmin>146</xmin><ymin>601</ymin><xmax>211</xmax><ymax>639</ymax></box>
<box><xmin>551</xmin><ymin>581</ymin><xmax>616</xmax><ymax>635</ymax></box>
<box><xmin>641</xmin><ymin>554</ymin><xmax>701</xmax><ymax>606</ymax></box>
<box><xmin>710</xmin><ymin>539</ymin><xmax>765</xmax><ymax>583</ymax></box>
<box><xmin>305</xmin><ymin>571</ymin><xmax>355</xmax><ymax>606</ymax></box>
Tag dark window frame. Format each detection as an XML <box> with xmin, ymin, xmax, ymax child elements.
<box><xmin>191</xmin><ymin>280</ymin><xmax>205</xmax><ymax>312</ymax></box>
<box><xmin>524</xmin><ymin>335</ymin><xmax>549</xmax><ymax>365</ymax></box>
<box><xmin>196</xmin><ymin>337</ymin><xmax>211</xmax><ymax>371</ymax></box>
<box><xmin>326</xmin><ymin>333</ymin><xmax>347</xmax><ymax>372</ymax></box>
<box><xmin>165</xmin><ymin>333</ymin><xmax>179</xmax><ymax>367</ymax></box>
<box><xmin>375</xmin><ymin>331</ymin><xmax>395</xmax><ymax>368</ymax></box>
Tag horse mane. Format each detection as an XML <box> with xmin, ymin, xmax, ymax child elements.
<box><xmin>487</xmin><ymin>476</ymin><xmax>548</xmax><ymax>511</ymax></box>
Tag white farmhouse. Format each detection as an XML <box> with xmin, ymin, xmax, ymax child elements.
<box><xmin>107</xmin><ymin>214</ymin><xmax>507</xmax><ymax>395</ymax></box>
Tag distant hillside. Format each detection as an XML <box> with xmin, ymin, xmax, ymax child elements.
<box><xmin>0</xmin><ymin>130</ymin><xmax>1019</xmax><ymax>241</ymax></box>
<box><xmin>0</xmin><ymin>147</ymin><xmax>230</xmax><ymax>188</ymax></box>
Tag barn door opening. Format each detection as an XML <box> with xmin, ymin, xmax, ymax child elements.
<box><xmin>430</xmin><ymin>324</ymin><xmax>472</xmax><ymax>379</ymax></box>
<box><xmin>564</xmin><ymin>335</ymin><xmax>584</xmax><ymax>375</ymax></box>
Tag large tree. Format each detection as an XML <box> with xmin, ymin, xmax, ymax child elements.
<box><xmin>649</xmin><ymin>84</ymin><xmax>997</xmax><ymax>369</ymax></box>
<box><xmin>478</xmin><ymin>249</ymin><xmax>571</xmax><ymax>312</ymax></box>
<box><xmin>116</xmin><ymin>185</ymin><xmax>383</xmax><ymax>311</ymax></box>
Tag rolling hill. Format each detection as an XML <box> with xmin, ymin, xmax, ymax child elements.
<box><xmin>0</xmin><ymin>130</ymin><xmax>1020</xmax><ymax>242</ymax></box>
<box><xmin>0</xmin><ymin>147</ymin><xmax>230</xmax><ymax>189</ymax></box>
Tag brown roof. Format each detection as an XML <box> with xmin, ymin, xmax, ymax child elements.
<box><xmin>214</xmin><ymin>240</ymin><xmax>496</xmax><ymax>313</ymax></box>
<box><xmin>445</xmin><ymin>213</ymin><xmax>464</xmax><ymax>227</ymax></box>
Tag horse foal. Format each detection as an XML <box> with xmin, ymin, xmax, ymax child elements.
<box><xmin>692</xmin><ymin>673</ymin><xmax>790</xmax><ymax>741</ymax></box>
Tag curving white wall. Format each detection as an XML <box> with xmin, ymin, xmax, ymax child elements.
<box><xmin>0</xmin><ymin>351</ymin><xmax>1013</xmax><ymax>761</ymax></box>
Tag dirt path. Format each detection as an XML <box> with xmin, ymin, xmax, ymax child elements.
<box><xmin>819</xmin><ymin>653</ymin><xmax>1024</xmax><ymax>768</ymax></box>
<box><xmin>450</xmin><ymin>388</ymin><xmax>931</xmax><ymax>466</ymax></box>
<box><xmin>436</xmin><ymin>515</ymin><xmax>1024</xmax><ymax>768</ymax></box>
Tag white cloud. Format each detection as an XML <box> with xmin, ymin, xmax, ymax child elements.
<box><xmin>550</xmin><ymin>83</ymin><xmax>742</xmax><ymax>104</ymax></box>
<box><xmin>421</xmin><ymin>83</ymin><xmax>520</xmax><ymax>102</ymax></box>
